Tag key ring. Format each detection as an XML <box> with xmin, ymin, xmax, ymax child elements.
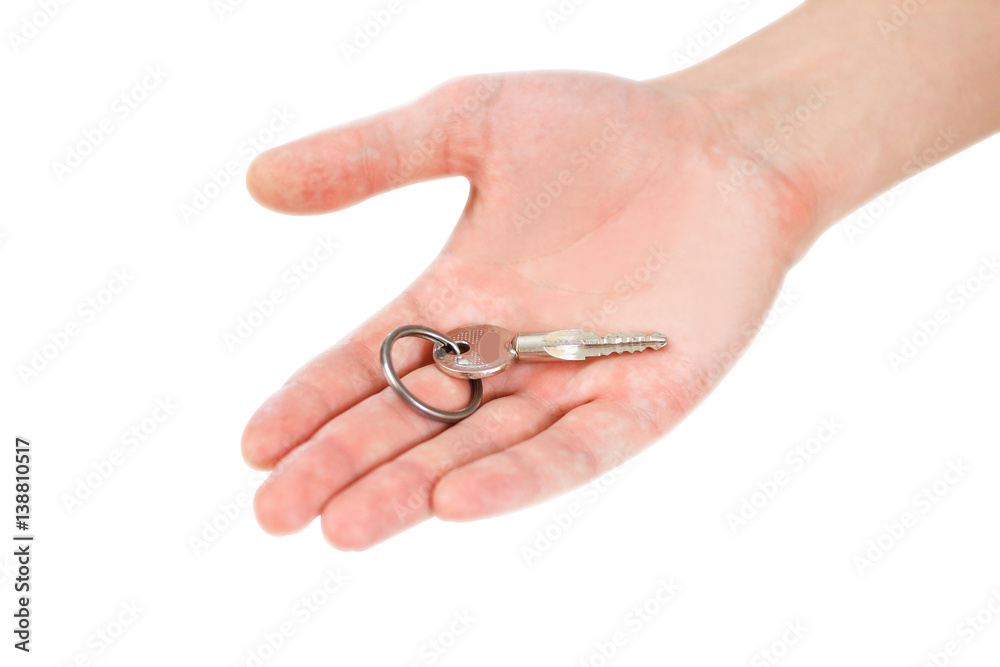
<box><xmin>380</xmin><ymin>325</ymin><xmax>483</xmax><ymax>423</ymax></box>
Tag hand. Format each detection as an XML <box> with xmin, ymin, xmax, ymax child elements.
<box><xmin>241</xmin><ymin>70</ymin><xmax>815</xmax><ymax>550</ymax></box>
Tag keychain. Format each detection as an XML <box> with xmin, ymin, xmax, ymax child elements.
<box><xmin>380</xmin><ymin>324</ymin><xmax>667</xmax><ymax>423</ymax></box>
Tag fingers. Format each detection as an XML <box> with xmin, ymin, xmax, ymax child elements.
<box><xmin>251</xmin><ymin>363</ymin><xmax>508</xmax><ymax>536</ymax></box>
<box><xmin>246</xmin><ymin>74</ymin><xmax>503</xmax><ymax>214</ymax></box>
<box><xmin>431</xmin><ymin>400</ymin><xmax>665</xmax><ymax>521</ymax></box>
<box><xmin>240</xmin><ymin>296</ymin><xmax>427</xmax><ymax>471</ymax></box>
<box><xmin>318</xmin><ymin>392</ymin><xmax>561</xmax><ymax>551</ymax></box>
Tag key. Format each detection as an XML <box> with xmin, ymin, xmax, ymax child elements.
<box><xmin>432</xmin><ymin>324</ymin><xmax>667</xmax><ymax>379</ymax></box>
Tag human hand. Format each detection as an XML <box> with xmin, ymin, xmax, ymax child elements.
<box><xmin>240</xmin><ymin>69</ymin><xmax>818</xmax><ymax>549</ymax></box>
<box><xmin>239</xmin><ymin>69</ymin><xmax>821</xmax><ymax>550</ymax></box>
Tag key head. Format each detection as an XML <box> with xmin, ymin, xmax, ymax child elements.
<box><xmin>433</xmin><ymin>324</ymin><xmax>517</xmax><ymax>379</ymax></box>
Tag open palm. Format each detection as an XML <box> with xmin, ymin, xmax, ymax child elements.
<box><xmin>241</xmin><ymin>71</ymin><xmax>813</xmax><ymax>550</ymax></box>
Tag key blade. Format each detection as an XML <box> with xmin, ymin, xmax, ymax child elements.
<box><xmin>538</xmin><ymin>330</ymin><xmax>668</xmax><ymax>360</ymax></box>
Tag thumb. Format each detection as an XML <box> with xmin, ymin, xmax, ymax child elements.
<box><xmin>246</xmin><ymin>74</ymin><xmax>503</xmax><ymax>215</ymax></box>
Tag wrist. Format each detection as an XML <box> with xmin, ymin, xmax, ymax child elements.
<box><xmin>646</xmin><ymin>58</ymin><xmax>833</xmax><ymax>263</ymax></box>
<box><xmin>650</xmin><ymin>0</ymin><xmax>1000</xmax><ymax>257</ymax></box>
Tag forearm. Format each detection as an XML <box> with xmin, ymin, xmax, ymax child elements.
<box><xmin>656</xmin><ymin>0</ymin><xmax>1000</xmax><ymax>252</ymax></box>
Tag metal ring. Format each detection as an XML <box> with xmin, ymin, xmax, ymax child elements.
<box><xmin>380</xmin><ymin>325</ymin><xmax>483</xmax><ymax>423</ymax></box>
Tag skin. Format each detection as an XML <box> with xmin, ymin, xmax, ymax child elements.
<box><xmin>241</xmin><ymin>0</ymin><xmax>1000</xmax><ymax>550</ymax></box>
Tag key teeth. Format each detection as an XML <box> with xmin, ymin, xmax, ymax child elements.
<box><xmin>587</xmin><ymin>331</ymin><xmax>668</xmax><ymax>357</ymax></box>
<box><xmin>539</xmin><ymin>329</ymin><xmax>668</xmax><ymax>359</ymax></box>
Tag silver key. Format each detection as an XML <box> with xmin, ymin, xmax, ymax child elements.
<box><xmin>432</xmin><ymin>324</ymin><xmax>667</xmax><ymax>379</ymax></box>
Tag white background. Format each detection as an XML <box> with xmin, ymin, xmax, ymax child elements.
<box><xmin>3</xmin><ymin>0</ymin><xmax>999</xmax><ymax>665</ymax></box>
